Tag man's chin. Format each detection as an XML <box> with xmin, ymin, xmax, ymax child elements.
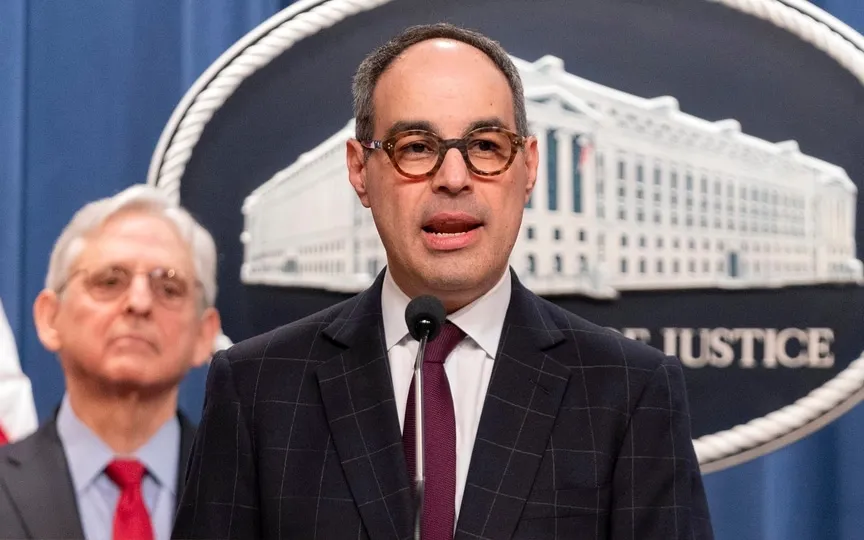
<box><xmin>97</xmin><ymin>360</ymin><xmax>181</xmax><ymax>392</ymax></box>
<box><xmin>420</xmin><ymin>267</ymin><xmax>491</xmax><ymax>293</ymax></box>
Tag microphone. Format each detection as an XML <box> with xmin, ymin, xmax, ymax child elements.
<box><xmin>404</xmin><ymin>295</ymin><xmax>446</xmax><ymax>540</ymax></box>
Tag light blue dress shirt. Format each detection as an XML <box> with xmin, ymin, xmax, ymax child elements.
<box><xmin>55</xmin><ymin>395</ymin><xmax>180</xmax><ymax>540</ymax></box>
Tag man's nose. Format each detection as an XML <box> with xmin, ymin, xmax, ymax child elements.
<box><xmin>431</xmin><ymin>148</ymin><xmax>473</xmax><ymax>193</ymax></box>
<box><xmin>124</xmin><ymin>275</ymin><xmax>154</xmax><ymax>314</ymax></box>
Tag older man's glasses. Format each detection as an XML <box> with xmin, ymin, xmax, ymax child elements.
<box><xmin>359</xmin><ymin>126</ymin><xmax>527</xmax><ymax>179</ymax></box>
<box><xmin>57</xmin><ymin>265</ymin><xmax>198</xmax><ymax>310</ymax></box>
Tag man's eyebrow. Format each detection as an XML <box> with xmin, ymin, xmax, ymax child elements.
<box><xmin>380</xmin><ymin>117</ymin><xmax>514</xmax><ymax>141</ymax></box>
<box><xmin>462</xmin><ymin>117</ymin><xmax>511</xmax><ymax>135</ymax></box>
<box><xmin>382</xmin><ymin>120</ymin><xmax>439</xmax><ymax>140</ymax></box>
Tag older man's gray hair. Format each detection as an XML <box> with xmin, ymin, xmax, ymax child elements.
<box><xmin>45</xmin><ymin>184</ymin><xmax>218</xmax><ymax>308</ymax></box>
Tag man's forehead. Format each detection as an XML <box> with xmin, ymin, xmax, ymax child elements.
<box><xmin>79</xmin><ymin>212</ymin><xmax>192</xmax><ymax>264</ymax></box>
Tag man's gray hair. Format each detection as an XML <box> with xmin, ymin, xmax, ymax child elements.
<box><xmin>352</xmin><ymin>23</ymin><xmax>529</xmax><ymax>143</ymax></box>
<box><xmin>45</xmin><ymin>184</ymin><xmax>218</xmax><ymax>307</ymax></box>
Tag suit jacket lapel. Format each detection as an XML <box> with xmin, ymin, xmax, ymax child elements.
<box><xmin>456</xmin><ymin>272</ymin><xmax>571</xmax><ymax>540</ymax></box>
<box><xmin>0</xmin><ymin>420</ymin><xmax>85</xmax><ymax>539</ymax></box>
<box><xmin>316</xmin><ymin>274</ymin><xmax>413</xmax><ymax>540</ymax></box>
<box><xmin>176</xmin><ymin>413</ymin><xmax>196</xmax><ymax>502</ymax></box>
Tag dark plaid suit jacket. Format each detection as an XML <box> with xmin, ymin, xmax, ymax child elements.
<box><xmin>173</xmin><ymin>270</ymin><xmax>713</xmax><ymax>539</ymax></box>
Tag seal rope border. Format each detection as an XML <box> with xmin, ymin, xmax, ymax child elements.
<box><xmin>146</xmin><ymin>0</ymin><xmax>864</xmax><ymax>473</ymax></box>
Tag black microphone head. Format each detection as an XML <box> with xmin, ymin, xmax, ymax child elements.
<box><xmin>405</xmin><ymin>295</ymin><xmax>446</xmax><ymax>342</ymax></box>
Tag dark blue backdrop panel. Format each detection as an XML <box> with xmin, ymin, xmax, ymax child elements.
<box><xmin>0</xmin><ymin>1</ymin><xmax>861</xmax><ymax>539</ymax></box>
<box><xmin>0</xmin><ymin>0</ymin><xmax>27</xmax><ymax>375</ymax></box>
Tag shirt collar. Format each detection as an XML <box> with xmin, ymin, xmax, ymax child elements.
<box><xmin>56</xmin><ymin>395</ymin><xmax>180</xmax><ymax>495</ymax></box>
<box><xmin>381</xmin><ymin>267</ymin><xmax>512</xmax><ymax>357</ymax></box>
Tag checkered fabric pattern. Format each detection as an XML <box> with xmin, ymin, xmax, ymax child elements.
<box><xmin>172</xmin><ymin>270</ymin><xmax>713</xmax><ymax>540</ymax></box>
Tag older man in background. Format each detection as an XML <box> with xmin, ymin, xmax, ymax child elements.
<box><xmin>0</xmin><ymin>185</ymin><xmax>221</xmax><ymax>540</ymax></box>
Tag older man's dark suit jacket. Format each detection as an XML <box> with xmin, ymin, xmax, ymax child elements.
<box><xmin>0</xmin><ymin>412</ymin><xmax>196</xmax><ymax>539</ymax></box>
<box><xmin>173</xmin><ymin>270</ymin><xmax>713</xmax><ymax>539</ymax></box>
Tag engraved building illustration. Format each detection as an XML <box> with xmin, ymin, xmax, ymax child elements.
<box><xmin>240</xmin><ymin>55</ymin><xmax>863</xmax><ymax>297</ymax></box>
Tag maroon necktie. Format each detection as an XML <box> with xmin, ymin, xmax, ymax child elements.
<box><xmin>105</xmin><ymin>459</ymin><xmax>155</xmax><ymax>540</ymax></box>
<box><xmin>403</xmin><ymin>321</ymin><xmax>465</xmax><ymax>540</ymax></box>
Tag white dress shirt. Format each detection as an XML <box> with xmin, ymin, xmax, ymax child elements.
<box><xmin>381</xmin><ymin>268</ymin><xmax>512</xmax><ymax>523</ymax></box>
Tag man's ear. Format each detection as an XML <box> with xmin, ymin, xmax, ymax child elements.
<box><xmin>346</xmin><ymin>139</ymin><xmax>372</xmax><ymax>208</ymax></box>
<box><xmin>192</xmin><ymin>307</ymin><xmax>221</xmax><ymax>368</ymax></box>
<box><xmin>523</xmin><ymin>135</ymin><xmax>539</xmax><ymax>203</ymax></box>
<box><xmin>33</xmin><ymin>290</ymin><xmax>62</xmax><ymax>352</ymax></box>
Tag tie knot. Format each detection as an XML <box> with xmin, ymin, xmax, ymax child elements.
<box><xmin>105</xmin><ymin>459</ymin><xmax>146</xmax><ymax>488</ymax></box>
<box><xmin>424</xmin><ymin>321</ymin><xmax>465</xmax><ymax>364</ymax></box>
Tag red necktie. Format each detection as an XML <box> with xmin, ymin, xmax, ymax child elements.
<box><xmin>403</xmin><ymin>321</ymin><xmax>465</xmax><ymax>540</ymax></box>
<box><xmin>105</xmin><ymin>459</ymin><xmax>155</xmax><ymax>540</ymax></box>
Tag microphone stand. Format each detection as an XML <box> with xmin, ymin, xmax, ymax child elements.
<box><xmin>412</xmin><ymin>332</ymin><xmax>428</xmax><ymax>540</ymax></box>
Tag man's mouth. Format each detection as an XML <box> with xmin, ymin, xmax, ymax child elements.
<box><xmin>421</xmin><ymin>214</ymin><xmax>483</xmax><ymax>236</ymax></box>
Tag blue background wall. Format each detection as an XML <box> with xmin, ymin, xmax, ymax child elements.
<box><xmin>0</xmin><ymin>1</ymin><xmax>861</xmax><ymax>538</ymax></box>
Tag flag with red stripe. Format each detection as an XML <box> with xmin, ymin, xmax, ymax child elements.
<box><xmin>0</xmin><ymin>298</ymin><xmax>37</xmax><ymax>445</ymax></box>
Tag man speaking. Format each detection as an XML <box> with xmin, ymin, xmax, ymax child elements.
<box><xmin>173</xmin><ymin>23</ymin><xmax>714</xmax><ymax>540</ymax></box>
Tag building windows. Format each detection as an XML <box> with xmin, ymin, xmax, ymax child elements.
<box><xmin>526</xmin><ymin>226</ymin><xmax>535</xmax><ymax>240</ymax></box>
<box><xmin>367</xmin><ymin>258</ymin><xmax>379</xmax><ymax>276</ymax></box>
<box><xmin>618</xmin><ymin>159</ymin><xmax>626</xmax><ymax>180</ymax></box>
<box><xmin>555</xmin><ymin>254</ymin><xmax>563</xmax><ymax>273</ymax></box>
<box><xmin>657</xmin><ymin>260</ymin><xmax>664</xmax><ymax>273</ymax></box>
<box><xmin>621</xmin><ymin>258</ymin><xmax>628</xmax><ymax>274</ymax></box>
<box><xmin>618</xmin><ymin>208</ymin><xmax>626</xmax><ymax>220</ymax></box>
<box><xmin>572</xmin><ymin>136</ymin><xmax>582</xmax><ymax>213</ymax></box>
<box><xmin>657</xmin><ymin>237</ymin><xmax>664</xmax><ymax>248</ymax></box>
<box><xmin>579</xmin><ymin>229</ymin><xmax>587</xmax><ymax>242</ymax></box>
<box><xmin>621</xmin><ymin>235</ymin><xmax>628</xmax><ymax>247</ymax></box>
<box><xmin>579</xmin><ymin>255</ymin><xmax>588</xmax><ymax>272</ymax></box>
<box><xmin>527</xmin><ymin>254</ymin><xmax>536</xmax><ymax>275</ymax></box>
<box><xmin>654</xmin><ymin>166</ymin><xmax>662</xmax><ymax>186</ymax></box>
<box><xmin>547</xmin><ymin>130</ymin><xmax>558</xmax><ymax>211</ymax></box>
<box><xmin>554</xmin><ymin>228</ymin><xmax>562</xmax><ymax>240</ymax></box>
<box><xmin>673</xmin><ymin>259</ymin><xmax>680</xmax><ymax>273</ymax></box>
<box><xmin>639</xmin><ymin>258</ymin><xmax>647</xmax><ymax>274</ymax></box>
<box><xmin>639</xmin><ymin>236</ymin><xmax>646</xmax><ymax>248</ymax></box>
